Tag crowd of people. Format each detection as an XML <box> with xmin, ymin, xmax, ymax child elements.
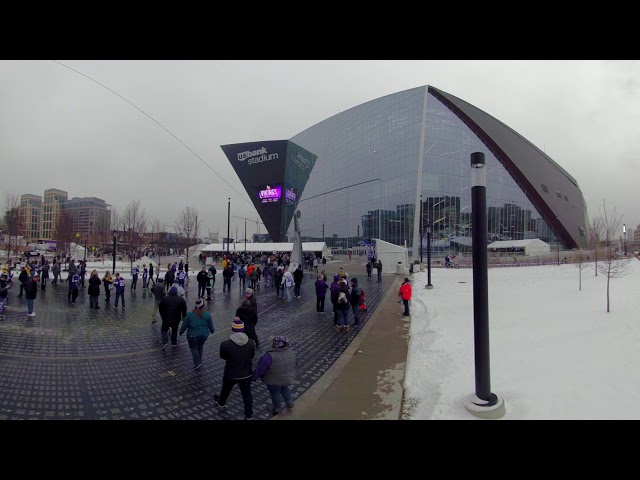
<box><xmin>0</xmin><ymin>250</ymin><xmax>404</xmax><ymax>419</ymax></box>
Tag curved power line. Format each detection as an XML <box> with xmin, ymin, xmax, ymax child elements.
<box><xmin>51</xmin><ymin>60</ymin><xmax>252</xmax><ymax>207</ymax></box>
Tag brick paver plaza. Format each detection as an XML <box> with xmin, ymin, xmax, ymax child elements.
<box><xmin>0</xmin><ymin>267</ymin><xmax>392</xmax><ymax>420</ymax></box>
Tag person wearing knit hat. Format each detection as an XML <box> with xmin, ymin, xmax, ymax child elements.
<box><xmin>159</xmin><ymin>283</ymin><xmax>187</xmax><ymax>348</ymax></box>
<box><xmin>244</xmin><ymin>287</ymin><xmax>258</xmax><ymax>315</ymax></box>
<box><xmin>252</xmin><ymin>335</ymin><xmax>296</xmax><ymax>415</ymax></box>
<box><xmin>179</xmin><ymin>298</ymin><xmax>214</xmax><ymax>370</ymax></box>
<box><xmin>213</xmin><ymin>316</ymin><xmax>256</xmax><ymax>419</ymax></box>
<box><xmin>236</xmin><ymin>298</ymin><xmax>259</xmax><ymax>348</ymax></box>
<box><xmin>232</xmin><ymin>317</ymin><xmax>245</xmax><ymax>332</ymax></box>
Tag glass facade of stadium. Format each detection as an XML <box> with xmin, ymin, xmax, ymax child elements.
<box><xmin>287</xmin><ymin>86</ymin><xmax>589</xmax><ymax>256</ymax></box>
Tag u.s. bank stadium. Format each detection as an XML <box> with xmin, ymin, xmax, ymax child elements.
<box><xmin>221</xmin><ymin>85</ymin><xmax>589</xmax><ymax>259</ymax></box>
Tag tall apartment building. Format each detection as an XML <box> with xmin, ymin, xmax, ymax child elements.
<box><xmin>41</xmin><ymin>188</ymin><xmax>68</xmax><ymax>240</ymax></box>
<box><xmin>19</xmin><ymin>194</ymin><xmax>42</xmax><ymax>242</ymax></box>
<box><xmin>60</xmin><ymin>197</ymin><xmax>111</xmax><ymax>238</ymax></box>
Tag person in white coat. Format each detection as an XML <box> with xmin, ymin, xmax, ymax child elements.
<box><xmin>281</xmin><ymin>270</ymin><xmax>294</xmax><ymax>303</ymax></box>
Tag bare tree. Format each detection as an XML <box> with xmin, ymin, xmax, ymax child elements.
<box><xmin>111</xmin><ymin>207</ymin><xmax>123</xmax><ymax>233</ymax></box>
<box><xmin>3</xmin><ymin>193</ymin><xmax>23</xmax><ymax>259</ymax></box>
<box><xmin>590</xmin><ymin>216</ymin><xmax>604</xmax><ymax>277</ymax></box>
<box><xmin>175</xmin><ymin>206</ymin><xmax>199</xmax><ymax>260</ymax></box>
<box><xmin>121</xmin><ymin>200</ymin><xmax>147</xmax><ymax>255</ymax></box>
<box><xmin>596</xmin><ymin>201</ymin><xmax>632</xmax><ymax>312</ymax></box>
<box><xmin>149</xmin><ymin>218</ymin><xmax>162</xmax><ymax>250</ymax></box>
<box><xmin>573</xmin><ymin>251</ymin><xmax>589</xmax><ymax>291</ymax></box>
<box><xmin>55</xmin><ymin>211</ymin><xmax>76</xmax><ymax>265</ymax></box>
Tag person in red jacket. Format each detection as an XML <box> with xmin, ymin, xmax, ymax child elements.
<box><xmin>398</xmin><ymin>277</ymin><xmax>412</xmax><ymax>317</ymax></box>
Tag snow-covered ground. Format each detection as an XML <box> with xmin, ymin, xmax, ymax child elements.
<box><xmin>403</xmin><ymin>258</ymin><xmax>640</xmax><ymax>420</ymax></box>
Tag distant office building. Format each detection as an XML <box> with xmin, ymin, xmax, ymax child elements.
<box><xmin>632</xmin><ymin>224</ymin><xmax>640</xmax><ymax>253</ymax></box>
<box><xmin>41</xmin><ymin>188</ymin><xmax>68</xmax><ymax>240</ymax></box>
<box><xmin>60</xmin><ymin>197</ymin><xmax>111</xmax><ymax>238</ymax></box>
<box><xmin>19</xmin><ymin>194</ymin><xmax>42</xmax><ymax>242</ymax></box>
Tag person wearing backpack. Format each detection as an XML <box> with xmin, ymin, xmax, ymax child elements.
<box><xmin>366</xmin><ymin>261</ymin><xmax>373</xmax><ymax>281</ymax></box>
<box><xmin>238</xmin><ymin>264</ymin><xmax>247</xmax><ymax>290</ymax></box>
<box><xmin>335</xmin><ymin>279</ymin><xmax>351</xmax><ymax>332</ymax></box>
<box><xmin>252</xmin><ymin>335</ymin><xmax>297</xmax><ymax>415</ymax></box>
<box><xmin>281</xmin><ymin>270</ymin><xmax>294</xmax><ymax>302</ymax></box>
<box><xmin>179</xmin><ymin>299</ymin><xmax>214</xmax><ymax>370</ymax></box>
<box><xmin>151</xmin><ymin>278</ymin><xmax>166</xmax><ymax>323</ymax></box>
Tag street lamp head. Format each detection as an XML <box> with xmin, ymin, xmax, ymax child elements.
<box><xmin>470</xmin><ymin>152</ymin><xmax>486</xmax><ymax>187</ymax></box>
<box><xmin>470</xmin><ymin>152</ymin><xmax>485</xmax><ymax>168</ymax></box>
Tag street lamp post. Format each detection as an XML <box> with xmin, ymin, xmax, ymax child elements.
<box><xmin>623</xmin><ymin>224</ymin><xmax>627</xmax><ymax>256</ymax></box>
<box><xmin>425</xmin><ymin>219</ymin><xmax>433</xmax><ymax>289</ymax></box>
<box><xmin>227</xmin><ymin>198</ymin><xmax>231</xmax><ymax>255</ymax></box>
<box><xmin>84</xmin><ymin>238</ymin><xmax>87</xmax><ymax>261</ymax></box>
<box><xmin>465</xmin><ymin>151</ymin><xmax>504</xmax><ymax>419</ymax></box>
<box><xmin>112</xmin><ymin>230</ymin><xmax>116</xmax><ymax>274</ymax></box>
<box><xmin>420</xmin><ymin>194</ymin><xmax>424</xmax><ymax>264</ymax></box>
<box><xmin>244</xmin><ymin>219</ymin><xmax>247</xmax><ymax>253</ymax></box>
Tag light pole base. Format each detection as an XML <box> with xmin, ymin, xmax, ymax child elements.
<box><xmin>464</xmin><ymin>393</ymin><xmax>505</xmax><ymax>419</ymax></box>
<box><xmin>425</xmin><ymin>284</ymin><xmax>434</xmax><ymax>289</ymax></box>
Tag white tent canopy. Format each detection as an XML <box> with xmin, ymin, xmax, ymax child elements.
<box><xmin>488</xmin><ymin>239</ymin><xmax>551</xmax><ymax>256</ymax></box>
<box><xmin>373</xmin><ymin>238</ymin><xmax>409</xmax><ymax>274</ymax></box>
<box><xmin>188</xmin><ymin>244</ymin><xmax>211</xmax><ymax>259</ymax></box>
<box><xmin>200</xmin><ymin>242</ymin><xmax>330</xmax><ymax>258</ymax></box>
<box><xmin>133</xmin><ymin>255</ymin><xmax>158</xmax><ymax>268</ymax></box>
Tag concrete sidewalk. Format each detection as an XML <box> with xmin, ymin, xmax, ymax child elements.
<box><xmin>276</xmin><ymin>269</ymin><xmax>410</xmax><ymax>420</ymax></box>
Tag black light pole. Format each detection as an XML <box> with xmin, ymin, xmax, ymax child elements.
<box><xmin>322</xmin><ymin>222</ymin><xmax>325</xmax><ymax>242</ymax></box>
<box><xmin>466</xmin><ymin>151</ymin><xmax>504</xmax><ymax>418</ymax></box>
<box><xmin>623</xmin><ymin>224</ymin><xmax>627</xmax><ymax>256</ymax></box>
<box><xmin>420</xmin><ymin>194</ymin><xmax>424</xmax><ymax>264</ymax></box>
<box><xmin>84</xmin><ymin>238</ymin><xmax>87</xmax><ymax>261</ymax></box>
<box><xmin>244</xmin><ymin>219</ymin><xmax>247</xmax><ymax>253</ymax></box>
<box><xmin>425</xmin><ymin>219</ymin><xmax>432</xmax><ymax>289</ymax></box>
<box><xmin>226</xmin><ymin>198</ymin><xmax>231</xmax><ymax>255</ymax></box>
<box><xmin>112</xmin><ymin>230</ymin><xmax>116</xmax><ymax>274</ymax></box>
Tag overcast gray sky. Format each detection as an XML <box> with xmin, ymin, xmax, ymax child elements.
<box><xmin>1</xmin><ymin>60</ymin><xmax>637</xmax><ymax>239</ymax></box>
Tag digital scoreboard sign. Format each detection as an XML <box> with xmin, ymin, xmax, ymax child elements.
<box><xmin>257</xmin><ymin>184</ymin><xmax>282</xmax><ymax>204</ymax></box>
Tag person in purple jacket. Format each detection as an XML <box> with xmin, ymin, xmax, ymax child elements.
<box><xmin>252</xmin><ymin>336</ymin><xmax>296</xmax><ymax>415</ymax></box>
<box><xmin>314</xmin><ymin>274</ymin><xmax>329</xmax><ymax>313</ymax></box>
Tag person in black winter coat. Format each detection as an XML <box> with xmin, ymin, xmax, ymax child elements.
<box><xmin>158</xmin><ymin>286</ymin><xmax>187</xmax><ymax>347</ymax></box>
<box><xmin>236</xmin><ymin>298</ymin><xmax>259</xmax><ymax>348</ymax></box>
<box><xmin>196</xmin><ymin>267</ymin><xmax>208</xmax><ymax>299</ymax></box>
<box><xmin>222</xmin><ymin>266</ymin><xmax>233</xmax><ymax>292</ymax></box>
<box><xmin>244</xmin><ymin>288</ymin><xmax>258</xmax><ymax>315</ymax></box>
<box><xmin>293</xmin><ymin>265</ymin><xmax>304</xmax><ymax>298</ymax></box>
<box><xmin>17</xmin><ymin>267</ymin><xmax>29</xmax><ymax>298</ymax></box>
<box><xmin>24</xmin><ymin>274</ymin><xmax>39</xmax><ymax>316</ymax></box>
<box><xmin>88</xmin><ymin>270</ymin><xmax>102</xmax><ymax>309</ymax></box>
<box><xmin>213</xmin><ymin>318</ymin><xmax>256</xmax><ymax>420</ymax></box>
<box><xmin>208</xmin><ymin>264</ymin><xmax>217</xmax><ymax>290</ymax></box>
<box><xmin>164</xmin><ymin>269</ymin><xmax>175</xmax><ymax>291</ymax></box>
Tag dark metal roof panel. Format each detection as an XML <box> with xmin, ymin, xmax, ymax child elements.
<box><xmin>428</xmin><ymin>86</ymin><xmax>589</xmax><ymax>249</ymax></box>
